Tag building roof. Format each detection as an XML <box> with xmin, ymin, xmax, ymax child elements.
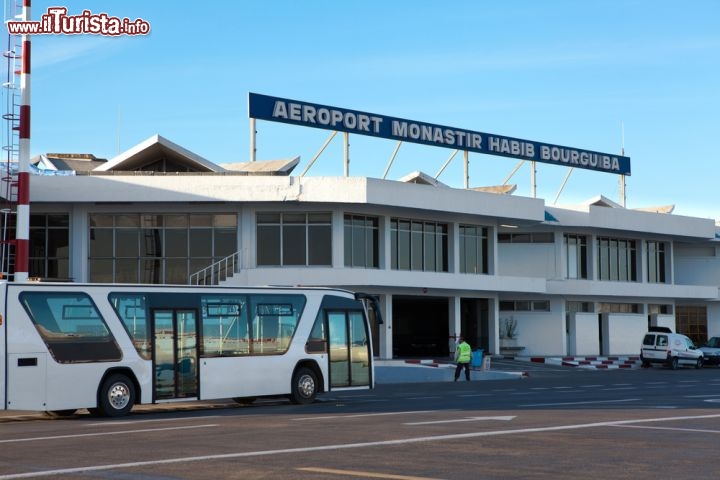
<box><xmin>94</xmin><ymin>134</ymin><xmax>223</xmax><ymax>173</ymax></box>
<box><xmin>398</xmin><ymin>171</ymin><xmax>448</xmax><ymax>187</ymax></box>
<box><xmin>32</xmin><ymin>154</ymin><xmax>106</xmax><ymax>172</ymax></box>
<box><xmin>220</xmin><ymin>157</ymin><xmax>300</xmax><ymax>175</ymax></box>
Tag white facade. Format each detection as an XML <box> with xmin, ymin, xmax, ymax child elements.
<box><xmin>20</xmin><ymin>135</ymin><xmax>720</xmax><ymax>358</ymax></box>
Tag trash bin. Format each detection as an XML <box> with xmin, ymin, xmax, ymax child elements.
<box><xmin>471</xmin><ymin>349</ymin><xmax>483</xmax><ymax>368</ymax></box>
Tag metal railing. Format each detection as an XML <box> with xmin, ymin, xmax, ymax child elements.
<box><xmin>189</xmin><ymin>252</ymin><xmax>240</xmax><ymax>285</ymax></box>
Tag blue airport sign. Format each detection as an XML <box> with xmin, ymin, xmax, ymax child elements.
<box><xmin>249</xmin><ymin>93</ymin><xmax>631</xmax><ymax>176</ymax></box>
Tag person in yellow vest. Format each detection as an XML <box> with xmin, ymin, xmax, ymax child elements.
<box><xmin>454</xmin><ymin>335</ymin><xmax>472</xmax><ymax>381</ymax></box>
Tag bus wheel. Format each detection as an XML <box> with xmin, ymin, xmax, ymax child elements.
<box><xmin>98</xmin><ymin>374</ymin><xmax>135</xmax><ymax>417</ymax></box>
<box><xmin>290</xmin><ymin>367</ymin><xmax>317</xmax><ymax>405</ymax></box>
<box><xmin>232</xmin><ymin>397</ymin><xmax>256</xmax><ymax>405</ymax></box>
<box><xmin>45</xmin><ymin>409</ymin><xmax>77</xmax><ymax>418</ymax></box>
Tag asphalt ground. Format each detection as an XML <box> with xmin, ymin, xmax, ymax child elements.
<box><xmin>0</xmin><ymin>357</ymin><xmax>579</xmax><ymax>420</ymax></box>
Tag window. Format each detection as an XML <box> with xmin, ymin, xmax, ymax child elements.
<box><xmin>20</xmin><ymin>292</ymin><xmax>122</xmax><ymax>363</ymax></box>
<box><xmin>200</xmin><ymin>294</ymin><xmax>306</xmax><ymax>356</ymax></box>
<box><xmin>88</xmin><ymin>213</ymin><xmax>237</xmax><ymax>284</ymax></box>
<box><xmin>459</xmin><ymin>225</ymin><xmax>488</xmax><ymax>274</ymax></box>
<box><xmin>597</xmin><ymin>302</ymin><xmax>641</xmax><ymax>314</ymax></box>
<box><xmin>566</xmin><ymin>301</ymin><xmax>594</xmax><ymax>313</ymax></box>
<box><xmin>597</xmin><ymin>237</ymin><xmax>637</xmax><ymax>281</ymax></box>
<box><xmin>108</xmin><ymin>293</ymin><xmax>151</xmax><ymax>359</ymax></box>
<box><xmin>256</xmin><ymin>212</ymin><xmax>331</xmax><ymax>267</ymax></box>
<box><xmin>648</xmin><ymin>304</ymin><xmax>672</xmax><ymax>315</ymax></box>
<box><xmin>391</xmin><ymin>218</ymin><xmax>448</xmax><ymax>272</ymax></box>
<box><xmin>646</xmin><ymin>241</ymin><xmax>667</xmax><ymax>283</ymax></box>
<box><xmin>344</xmin><ymin>214</ymin><xmax>379</xmax><ymax>268</ymax></box>
<box><xmin>499</xmin><ymin>300</ymin><xmax>550</xmax><ymax>312</ymax></box>
<box><xmin>564</xmin><ymin>234</ymin><xmax>588</xmax><ymax>279</ymax></box>
<box><xmin>498</xmin><ymin>232</ymin><xmax>554</xmax><ymax>243</ymax></box>
<box><xmin>29</xmin><ymin>213</ymin><xmax>70</xmax><ymax>279</ymax></box>
<box><xmin>676</xmin><ymin>305</ymin><xmax>707</xmax><ymax>345</ymax></box>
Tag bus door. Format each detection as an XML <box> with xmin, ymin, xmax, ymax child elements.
<box><xmin>152</xmin><ymin>309</ymin><xmax>198</xmax><ymax>400</ymax></box>
<box><xmin>327</xmin><ymin>310</ymin><xmax>370</xmax><ymax>388</ymax></box>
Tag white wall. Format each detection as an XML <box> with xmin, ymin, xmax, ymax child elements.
<box><xmin>604</xmin><ymin>313</ymin><xmax>646</xmax><ymax>355</ymax></box>
<box><xmin>675</xmin><ymin>257</ymin><xmax>720</xmax><ymax>285</ymax></box>
<box><xmin>509</xmin><ymin>312</ymin><xmax>565</xmax><ymax>356</ymax></box>
<box><xmin>650</xmin><ymin>314</ymin><xmax>676</xmax><ymax>332</ymax></box>
<box><xmin>497</xmin><ymin>244</ymin><xmax>557</xmax><ymax>278</ymax></box>
<box><xmin>568</xmin><ymin>312</ymin><xmax>600</xmax><ymax>356</ymax></box>
<box><xmin>707</xmin><ymin>303</ymin><xmax>720</xmax><ymax>338</ymax></box>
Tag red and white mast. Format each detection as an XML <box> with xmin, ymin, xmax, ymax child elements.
<box><xmin>14</xmin><ymin>0</ymin><xmax>30</xmax><ymax>281</ymax></box>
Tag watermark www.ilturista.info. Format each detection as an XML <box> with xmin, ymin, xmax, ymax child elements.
<box><xmin>6</xmin><ymin>7</ymin><xmax>150</xmax><ymax>35</ymax></box>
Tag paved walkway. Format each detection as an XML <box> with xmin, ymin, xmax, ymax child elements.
<box><xmin>374</xmin><ymin>358</ymin><xmax>524</xmax><ymax>383</ymax></box>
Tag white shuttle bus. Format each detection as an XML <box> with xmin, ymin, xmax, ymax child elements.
<box><xmin>0</xmin><ymin>282</ymin><xmax>379</xmax><ymax>417</ymax></box>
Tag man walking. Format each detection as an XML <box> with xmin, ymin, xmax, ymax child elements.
<box><xmin>454</xmin><ymin>335</ymin><xmax>472</xmax><ymax>381</ymax></box>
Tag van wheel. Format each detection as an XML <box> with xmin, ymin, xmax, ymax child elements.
<box><xmin>290</xmin><ymin>367</ymin><xmax>317</xmax><ymax>405</ymax></box>
<box><xmin>696</xmin><ymin>357</ymin><xmax>704</xmax><ymax>369</ymax></box>
<box><xmin>97</xmin><ymin>374</ymin><xmax>135</xmax><ymax>417</ymax></box>
<box><xmin>669</xmin><ymin>357</ymin><xmax>679</xmax><ymax>370</ymax></box>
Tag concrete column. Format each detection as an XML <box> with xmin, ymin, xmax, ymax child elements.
<box><xmin>332</xmin><ymin>210</ymin><xmax>344</xmax><ymax>268</ymax></box>
<box><xmin>489</xmin><ymin>296</ymin><xmax>499</xmax><ymax>355</ymax></box>
<box><xmin>72</xmin><ymin>205</ymin><xmax>88</xmax><ymax>282</ymax></box>
<box><xmin>379</xmin><ymin>293</ymin><xmax>393</xmax><ymax>359</ymax></box>
<box><xmin>449</xmin><ymin>295</ymin><xmax>461</xmax><ymax>358</ymax></box>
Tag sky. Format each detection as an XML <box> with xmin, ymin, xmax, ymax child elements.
<box><xmin>8</xmin><ymin>1</ymin><xmax>720</xmax><ymax>219</ymax></box>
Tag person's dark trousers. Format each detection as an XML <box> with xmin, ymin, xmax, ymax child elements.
<box><xmin>454</xmin><ymin>362</ymin><xmax>470</xmax><ymax>381</ymax></box>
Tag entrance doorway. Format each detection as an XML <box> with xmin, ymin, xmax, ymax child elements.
<box><xmin>461</xmin><ymin>298</ymin><xmax>489</xmax><ymax>351</ymax></box>
<box><xmin>392</xmin><ymin>296</ymin><xmax>449</xmax><ymax>357</ymax></box>
<box><xmin>152</xmin><ymin>309</ymin><xmax>198</xmax><ymax>400</ymax></box>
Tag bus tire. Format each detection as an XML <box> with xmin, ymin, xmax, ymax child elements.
<box><xmin>290</xmin><ymin>367</ymin><xmax>318</xmax><ymax>405</ymax></box>
<box><xmin>97</xmin><ymin>374</ymin><xmax>135</xmax><ymax>417</ymax></box>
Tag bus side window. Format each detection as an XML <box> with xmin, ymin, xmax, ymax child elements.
<box><xmin>306</xmin><ymin>311</ymin><xmax>327</xmax><ymax>353</ymax></box>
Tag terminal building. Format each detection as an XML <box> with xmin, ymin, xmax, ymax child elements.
<box><xmin>5</xmin><ymin>129</ymin><xmax>720</xmax><ymax>360</ymax></box>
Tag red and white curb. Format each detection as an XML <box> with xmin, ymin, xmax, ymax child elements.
<box><xmin>517</xmin><ymin>356</ymin><xmax>642</xmax><ymax>369</ymax></box>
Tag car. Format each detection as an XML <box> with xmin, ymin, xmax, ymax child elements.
<box><xmin>640</xmin><ymin>331</ymin><xmax>704</xmax><ymax>369</ymax></box>
<box><xmin>699</xmin><ymin>337</ymin><xmax>720</xmax><ymax>366</ymax></box>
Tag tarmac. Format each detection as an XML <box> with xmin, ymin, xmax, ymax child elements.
<box><xmin>0</xmin><ymin>357</ymin><xmax>524</xmax><ymax>421</ymax></box>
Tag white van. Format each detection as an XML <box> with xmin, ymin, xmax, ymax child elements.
<box><xmin>640</xmin><ymin>330</ymin><xmax>704</xmax><ymax>369</ymax></box>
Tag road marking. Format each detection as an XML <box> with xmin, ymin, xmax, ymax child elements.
<box><xmin>405</xmin><ymin>416</ymin><xmax>516</xmax><ymax>425</ymax></box>
<box><xmin>613</xmin><ymin>425</ymin><xmax>720</xmax><ymax>434</ymax></box>
<box><xmin>458</xmin><ymin>394</ymin><xmax>493</xmax><ymax>398</ymax></box>
<box><xmin>293</xmin><ymin>410</ymin><xmax>436</xmax><ymax>421</ymax></box>
<box><xmin>519</xmin><ymin>398</ymin><xmax>640</xmax><ymax>407</ymax></box>
<box><xmin>5</xmin><ymin>414</ymin><xmax>720</xmax><ymax>479</ymax></box>
<box><xmin>407</xmin><ymin>396</ymin><xmax>442</xmax><ymax>400</ymax></box>
<box><xmin>684</xmin><ymin>394</ymin><xmax>720</xmax><ymax>398</ymax></box>
<box><xmin>600</xmin><ymin>387</ymin><xmax>635</xmax><ymax>391</ymax></box>
<box><xmin>86</xmin><ymin>415</ymin><xmax>221</xmax><ymax>427</ymax></box>
<box><xmin>297</xmin><ymin>467</ymin><xmax>443</xmax><ymax>479</ymax></box>
<box><xmin>0</xmin><ymin>424</ymin><xmax>217</xmax><ymax>444</ymax></box>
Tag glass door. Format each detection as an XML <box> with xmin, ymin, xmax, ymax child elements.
<box><xmin>327</xmin><ymin>310</ymin><xmax>370</xmax><ymax>388</ymax></box>
<box><xmin>152</xmin><ymin>309</ymin><xmax>198</xmax><ymax>400</ymax></box>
